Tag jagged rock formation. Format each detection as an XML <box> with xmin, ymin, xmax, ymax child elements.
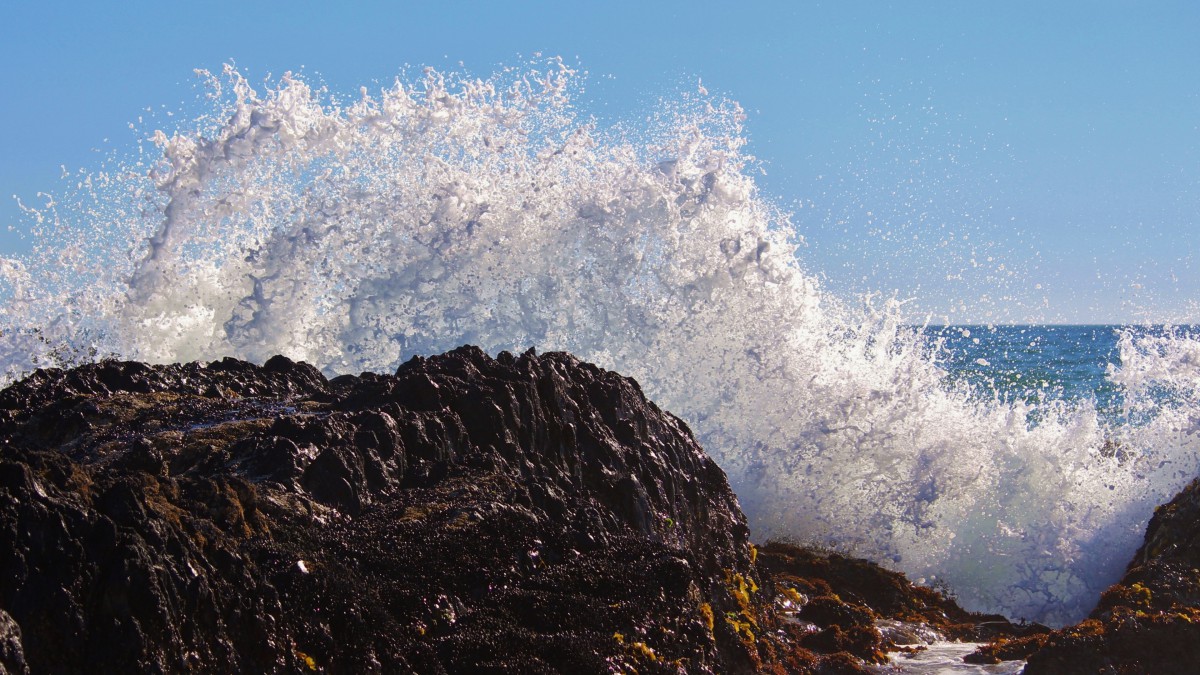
<box><xmin>970</xmin><ymin>476</ymin><xmax>1200</xmax><ymax>673</ymax></box>
<box><xmin>0</xmin><ymin>347</ymin><xmax>1031</xmax><ymax>674</ymax></box>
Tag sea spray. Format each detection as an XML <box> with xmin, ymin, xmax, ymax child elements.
<box><xmin>2</xmin><ymin>63</ymin><xmax>1199</xmax><ymax>625</ymax></box>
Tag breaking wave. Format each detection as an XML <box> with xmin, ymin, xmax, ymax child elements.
<box><xmin>3</xmin><ymin>62</ymin><xmax>1199</xmax><ymax>625</ymax></box>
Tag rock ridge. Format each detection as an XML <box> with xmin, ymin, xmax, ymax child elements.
<box><xmin>0</xmin><ymin>347</ymin><xmax>1031</xmax><ymax>673</ymax></box>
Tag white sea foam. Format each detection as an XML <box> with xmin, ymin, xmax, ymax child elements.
<box><xmin>3</xmin><ymin>63</ymin><xmax>1199</xmax><ymax>625</ymax></box>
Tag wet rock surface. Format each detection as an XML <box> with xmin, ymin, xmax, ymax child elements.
<box><xmin>969</xmin><ymin>477</ymin><xmax>1200</xmax><ymax>674</ymax></box>
<box><xmin>0</xmin><ymin>347</ymin><xmax>1021</xmax><ymax>674</ymax></box>
<box><xmin>754</xmin><ymin>543</ymin><xmax>1045</xmax><ymax>672</ymax></box>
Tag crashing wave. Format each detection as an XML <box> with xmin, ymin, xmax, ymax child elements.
<box><xmin>2</xmin><ymin>62</ymin><xmax>1198</xmax><ymax>625</ymax></box>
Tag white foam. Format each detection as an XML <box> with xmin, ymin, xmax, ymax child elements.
<box><xmin>3</xmin><ymin>63</ymin><xmax>1198</xmax><ymax>625</ymax></box>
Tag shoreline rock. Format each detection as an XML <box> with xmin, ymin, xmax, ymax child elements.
<box><xmin>0</xmin><ymin>348</ymin><xmax>1044</xmax><ymax>673</ymax></box>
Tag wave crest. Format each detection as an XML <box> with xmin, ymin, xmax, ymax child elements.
<box><xmin>3</xmin><ymin>63</ymin><xmax>1199</xmax><ymax>625</ymax></box>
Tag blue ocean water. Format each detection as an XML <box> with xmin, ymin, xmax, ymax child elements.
<box><xmin>927</xmin><ymin>325</ymin><xmax>1122</xmax><ymax>415</ymax></box>
<box><xmin>926</xmin><ymin>325</ymin><xmax>1195</xmax><ymax>424</ymax></box>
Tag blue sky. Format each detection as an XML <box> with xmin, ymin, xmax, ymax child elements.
<box><xmin>1</xmin><ymin>1</ymin><xmax>1196</xmax><ymax>323</ymax></box>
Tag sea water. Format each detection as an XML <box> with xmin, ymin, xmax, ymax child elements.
<box><xmin>2</xmin><ymin>63</ymin><xmax>1198</xmax><ymax>626</ymax></box>
<box><xmin>873</xmin><ymin>642</ymin><xmax>1025</xmax><ymax>674</ymax></box>
<box><xmin>929</xmin><ymin>325</ymin><xmax>1153</xmax><ymax>420</ymax></box>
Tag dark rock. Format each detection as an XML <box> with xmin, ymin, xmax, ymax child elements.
<box><xmin>757</xmin><ymin>542</ymin><xmax>1043</xmax><ymax>667</ymax></box>
<box><xmin>0</xmin><ymin>349</ymin><xmax>782</xmax><ymax>673</ymax></box>
<box><xmin>0</xmin><ymin>608</ymin><xmax>28</xmax><ymax>675</ymax></box>
<box><xmin>0</xmin><ymin>348</ymin><xmax>1020</xmax><ymax>673</ymax></box>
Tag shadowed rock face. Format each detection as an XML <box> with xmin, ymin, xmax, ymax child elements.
<box><xmin>0</xmin><ymin>347</ymin><xmax>792</xmax><ymax>673</ymax></box>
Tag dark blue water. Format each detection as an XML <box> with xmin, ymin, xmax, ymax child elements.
<box><xmin>924</xmin><ymin>324</ymin><xmax>1200</xmax><ymax>427</ymax></box>
<box><xmin>924</xmin><ymin>325</ymin><xmax>1125</xmax><ymax>419</ymax></box>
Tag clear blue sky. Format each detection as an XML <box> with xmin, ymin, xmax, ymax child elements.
<box><xmin>1</xmin><ymin>1</ymin><xmax>1197</xmax><ymax>323</ymax></box>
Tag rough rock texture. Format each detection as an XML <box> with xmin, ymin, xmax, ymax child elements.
<box><xmin>757</xmin><ymin>543</ymin><xmax>1044</xmax><ymax>664</ymax></box>
<box><xmin>0</xmin><ymin>347</ymin><xmax>1023</xmax><ymax>673</ymax></box>
<box><xmin>969</xmin><ymin>477</ymin><xmax>1200</xmax><ymax>674</ymax></box>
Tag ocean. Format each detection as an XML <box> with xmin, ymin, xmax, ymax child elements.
<box><xmin>1</xmin><ymin>63</ymin><xmax>1198</xmax><ymax>628</ymax></box>
<box><xmin>929</xmin><ymin>324</ymin><xmax>1160</xmax><ymax>418</ymax></box>
<box><xmin>931</xmin><ymin>325</ymin><xmax>1121</xmax><ymax>404</ymax></box>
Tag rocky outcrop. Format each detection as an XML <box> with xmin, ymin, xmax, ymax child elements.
<box><xmin>0</xmin><ymin>347</ymin><xmax>1031</xmax><ymax>673</ymax></box>
<box><xmin>969</xmin><ymin>477</ymin><xmax>1200</xmax><ymax>673</ymax></box>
